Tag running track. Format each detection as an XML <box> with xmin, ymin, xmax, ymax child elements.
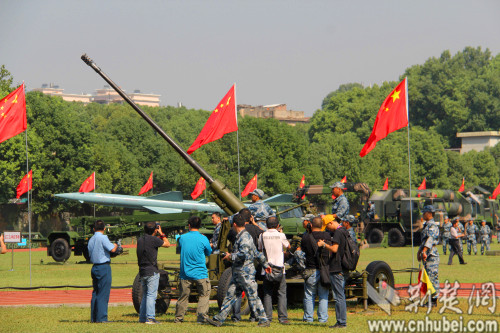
<box><xmin>1</xmin><ymin>283</ymin><xmax>498</xmax><ymax>306</ymax></box>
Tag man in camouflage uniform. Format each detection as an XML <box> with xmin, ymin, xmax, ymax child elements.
<box><xmin>207</xmin><ymin>213</ymin><xmax>271</xmax><ymax>327</ymax></box>
<box><xmin>417</xmin><ymin>205</ymin><xmax>440</xmax><ymax>304</ymax></box>
<box><xmin>457</xmin><ymin>220</ymin><xmax>465</xmax><ymax>250</ymax></box>
<box><xmin>209</xmin><ymin>212</ymin><xmax>222</xmax><ymax>250</ymax></box>
<box><xmin>342</xmin><ymin>215</ymin><xmax>357</xmax><ymax>242</ymax></box>
<box><xmin>465</xmin><ymin>219</ymin><xmax>478</xmax><ymax>255</ymax></box>
<box><xmin>496</xmin><ymin>218</ymin><xmax>500</xmax><ymax>244</ymax></box>
<box><xmin>442</xmin><ymin>215</ymin><xmax>452</xmax><ymax>255</ymax></box>
<box><xmin>330</xmin><ymin>182</ymin><xmax>349</xmax><ymax>221</ymax></box>
<box><xmin>248</xmin><ymin>189</ymin><xmax>275</xmax><ymax>231</ymax></box>
<box><xmin>479</xmin><ymin>220</ymin><xmax>491</xmax><ymax>255</ymax></box>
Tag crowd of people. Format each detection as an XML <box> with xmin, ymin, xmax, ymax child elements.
<box><xmin>83</xmin><ymin>183</ymin><xmax>499</xmax><ymax>326</ymax></box>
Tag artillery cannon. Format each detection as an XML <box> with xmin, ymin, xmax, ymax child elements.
<box><xmin>81</xmin><ymin>54</ymin><xmax>396</xmax><ymax>315</ymax></box>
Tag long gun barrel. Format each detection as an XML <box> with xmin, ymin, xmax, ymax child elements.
<box><xmin>81</xmin><ymin>54</ymin><xmax>244</xmax><ymax>215</ymax></box>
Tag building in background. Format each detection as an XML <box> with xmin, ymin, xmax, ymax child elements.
<box><xmin>33</xmin><ymin>84</ymin><xmax>161</xmax><ymax>107</ymax></box>
<box><xmin>457</xmin><ymin>131</ymin><xmax>500</xmax><ymax>153</ymax></box>
<box><xmin>32</xmin><ymin>83</ymin><xmax>92</xmax><ymax>104</ymax></box>
<box><xmin>237</xmin><ymin>103</ymin><xmax>309</xmax><ymax>125</ymax></box>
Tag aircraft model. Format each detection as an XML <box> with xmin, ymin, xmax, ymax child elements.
<box><xmin>54</xmin><ymin>191</ymin><xmax>225</xmax><ymax>214</ymax></box>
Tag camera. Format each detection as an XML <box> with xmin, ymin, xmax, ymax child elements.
<box><xmin>220</xmin><ymin>252</ymin><xmax>227</xmax><ymax>257</ymax></box>
<box><xmin>155</xmin><ymin>223</ymin><xmax>160</xmax><ymax>230</ymax></box>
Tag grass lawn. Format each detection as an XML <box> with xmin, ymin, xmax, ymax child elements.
<box><xmin>2</xmin><ymin>301</ymin><xmax>498</xmax><ymax>333</ymax></box>
<box><xmin>1</xmin><ymin>242</ymin><xmax>499</xmax><ymax>288</ymax></box>
<box><xmin>1</xmin><ymin>242</ymin><xmax>499</xmax><ymax>332</ymax></box>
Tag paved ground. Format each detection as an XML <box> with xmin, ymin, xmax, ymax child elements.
<box><xmin>1</xmin><ymin>282</ymin><xmax>498</xmax><ymax>307</ymax></box>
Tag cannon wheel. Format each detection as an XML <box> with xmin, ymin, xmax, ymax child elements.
<box><xmin>365</xmin><ymin>261</ymin><xmax>395</xmax><ymax>304</ymax></box>
<box><xmin>388</xmin><ymin>228</ymin><xmax>405</xmax><ymax>247</ymax></box>
<box><xmin>132</xmin><ymin>272</ymin><xmax>170</xmax><ymax>315</ymax></box>
<box><xmin>50</xmin><ymin>238</ymin><xmax>71</xmax><ymax>262</ymax></box>
<box><xmin>82</xmin><ymin>247</ymin><xmax>90</xmax><ymax>262</ymax></box>
<box><xmin>217</xmin><ymin>267</ymin><xmax>250</xmax><ymax>316</ymax></box>
<box><xmin>368</xmin><ymin>228</ymin><xmax>384</xmax><ymax>244</ymax></box>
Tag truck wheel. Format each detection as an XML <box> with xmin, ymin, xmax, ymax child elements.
<box><xmin>368</xmin><ymin>228</ymin><xmax>384</xmax><ymax>244</ymax></box>
<box><xmin>51</xmin><ymin>238</ymin><xmax>71</xmax><ymax>262</ymax></box>
<box><xmin>217</xmin><ymin>268</ymin><xmax>250</xmax><ymax>316</ymax></box>
<box><xmin>388</xmin><ymin>228</ymin><xmax>405</xmax><ymax>247</ymax></box>
<box><xmin>132</xmin><ymin>272</ymin><xmax>170</xmax><ymax>315</ymax></box>
<box><xmin>365</xmin><ymin>261</ymin><xmax>395</xmax><ymax>304</ymax></box>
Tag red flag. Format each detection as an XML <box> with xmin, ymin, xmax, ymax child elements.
<box><xmin>0</xmin><ymin>85</ymin><xmax>27</xmax><ymax>143</ymax></box>
<box><xmin>418</xmin><ymin>178</ymin><xmax>426</xmax><ymax>190</ymax></box>
<box><xmin>491</xmin><ymin>181</ymin><xmax>500</xmax><ymax>200</ymax></box>
<box><xmin>191</xmin><ymin>177</ymin><xmax>206</xmax><ymax>200</ymax></box>
<box><xmin>79</xmin><ymin>172</ymin><xmax>95</xmax><ymax>192</ymax></box>
<box><xmin>138</xmin><ymin>172</ymin><xmax>153</xmax><ymax>195</ymax></box>
<box><xmin>360</xmin><ymin>78</ymin><xmax>408</xmax><ymax>157</ymax></box>
<box><xmin>299</xmin><ymin>175</ymin><xmax>305</xmax><ymax>189</ymax></box>
<box><xmin>187</xmin><ymin>85</ymin><xmax>238</xmax><ymax>154</ymax></box>
<box><xmin>16</xmin><ymin>170</ymin><xmax>32</xmax><ymax>199</ymax></box>
<box><xmin>382</xmin><ymin>177</ymin><xmax>389</xmax><ymax>190</ymax></box>
<box><xmin>241</xmin><ymin>174</ymin><xmax>258</xmax><ymax>197</ymax></box>
<box><xmin>341</xmin><ymin>176</ymin><xmax>347</xmax><ymax>183</ymax></box>
<box><xmin>299</xmin><ymin>175</ymin><xmax>306</xmax><ymax>200</ymax></box>
<box><xmin>458</xmin><ymin>178</ymin><xmax>465</xmax><ymax>192</ymax></box>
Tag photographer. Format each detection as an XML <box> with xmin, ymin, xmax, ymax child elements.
<box><xmin>174</xmin><ymin>216</ymin><xmax>212</xmax><ymax>324</ymax></box>
<box><xmin>137</xmin><ymin>222</ymin><xmax>170</xmax><ymax>324</ymax></box>
<box><xmin>88</xmin><ymin>220</ymin><xmax>118</xmax><ymax>323</ymax></box>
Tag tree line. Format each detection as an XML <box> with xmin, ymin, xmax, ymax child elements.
<box><xmin>1</xmin><ymin>46</ymin><xmax>500</xmax><ymax>219</ymax></box>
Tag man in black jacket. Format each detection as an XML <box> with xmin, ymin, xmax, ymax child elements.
<box><xmin>301</xmin><ymin>216</ymin><xmax>331</xmax><ymax>323</ymax></box>
<box><xmin>137</xmin><ymin>222</ymin><xmax>170</xmax><ymax>324</ymax></box>
<box><xmin>318</xmin><ymin>215</ymin><xmax>348</xmax><ymax>329</ymax></box>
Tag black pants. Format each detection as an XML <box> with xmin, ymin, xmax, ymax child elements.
<box><xmin>448</xmin><ymin>239</ymin><xmax>465</xmax><ymax>264</ymax></box>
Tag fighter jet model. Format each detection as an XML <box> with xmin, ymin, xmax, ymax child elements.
<box><xmin>54</xmin><ymin>191</ymin><xmax>225</xmax><ymax>214</ymax></box>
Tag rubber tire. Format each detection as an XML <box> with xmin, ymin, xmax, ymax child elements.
<box><xmin>82</xmin><ymin>247</ymin><xmax>90</xmax><ymax>262</ymax></box>
<box><xmin>365</xmin><ymin>261</ymin><xmax>395</xmax><ymax>304</ymax></box>
<box><xmin>388</xmin><ymin>228</ymin><xmax>405</xmax><ymax>247</ymax></box>
<box><xmin>51</xmin><ymin>238</ymin><xmax>71</xmax><ymax>262</ymax></box>
<box><xmin>368</xmin><ymin>228</ymin><xmax>384</xmax><ymax>244</ymax></box>
<box><xmin>217</xmin><ymin>268</ymin><xmax>250</xmax><ymax>316</ymax></box>
<box><xmin>132</xmin><ymin>273</ymin><xmax>170</xmax><ymax>315</ymax></box>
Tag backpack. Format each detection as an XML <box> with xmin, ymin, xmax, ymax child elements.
<box><xmin>341</xmin><ymin>229</ymin><xmax>360</xmax><ymax>271</ymax></box>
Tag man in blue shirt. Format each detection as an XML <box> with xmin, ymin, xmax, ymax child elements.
<box><xmin>88</xmin><ymin>220</ymin><xmax>118</xmax><ymax>323</ymax></box>
<box><xmin>174</xmin><ymin>216</ymin><xmax>212</xmax><ymax>323</ymax></box>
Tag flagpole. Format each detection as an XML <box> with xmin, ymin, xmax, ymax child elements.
<box><xmin>235</xmin><ymin>84</ymin><xmax>242</xmax><ymax>200</ymax></box>
<box><xmin>404</xmin><ymin>77</ymin><xmax>415</xmax><ymax>284</ymax></box>
<box><xmin>22</xmin><ymin>83</ymin><xmax>32</xmax><ymax>287</ymax></box>
<box><xmin>93</xmin><ymin>172</ymin><xmax>96</xmax><ymax>218</ymax></box>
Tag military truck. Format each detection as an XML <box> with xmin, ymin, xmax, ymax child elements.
<box><xmin>364</xmin><ymin>187</ymin><xmax>499</xmax><ymax>247</ymax></box>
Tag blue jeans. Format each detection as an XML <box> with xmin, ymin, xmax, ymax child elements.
<box><xmin>91</xmin><ymin>263</ymin><xmax>112</xmax><ymax>323</ymax></box>
<box><xmin>303</xmin><ymin>270</ymin><xmax>329</xmax><ymax>322</ymax></box>
<box><xmin>139</xmin><ymin>272</ymin><xmax>160</xmax><ymax>322</ymax></box>
<box><xmin>330</xmin><ymin>272</ymin><xmax>347</xmax><ymax>326</ymax></box>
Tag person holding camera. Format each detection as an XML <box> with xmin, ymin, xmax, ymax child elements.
<box><xmin>207</xmin><ymin>212</ymin><xmax>272</xmax><ymax>327</ymax></box>
<box><xmin>258</xmin><ymin>216</ymin><xmax>290</xmax><ymax>324</ymax></box>
<box><xmin>174</xmin><ymin>216</ymin><xmax>212</xmax><ymax>324</ymax></box>
<box><xmin>88</xmin><ymin>220</ymin><xmax>118</xmax><ymax>323</ymax></box>
<box><xmin>137</xmin><ymin>221</ymin><xmax>171</xmax><ymax>324</ymax></box>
